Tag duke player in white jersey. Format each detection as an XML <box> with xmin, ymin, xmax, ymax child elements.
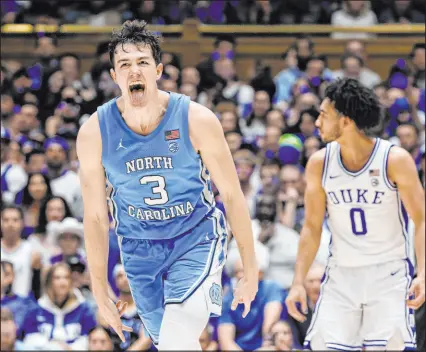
<box><xmin>286</xmin><ymin>78</ymin><xmax>425</xmax><ymax>351</ymax></box>
<box><xmin>76</xmin><ymin>20</ymin><xmax>258</xmax><ymax>349</ymax></box>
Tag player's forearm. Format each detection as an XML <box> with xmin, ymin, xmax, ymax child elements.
<box><xmin>83</xmin><ymin>217</ymin><xmax>110</xmax><ymax>298</ymax></box>
<box><xmin>292</xmin><ymin>225</ymin><xmax>322</xmax><ymax>286</ymax></box>
<box><xmin>222</xmin><ymin>190</ymin><xmax>257</xmax><ymax>276</ymax></box>
<box><xmin>414</xmin><ymin>220</ymin><xmax>425</xmax><ymax>276</ymax></box>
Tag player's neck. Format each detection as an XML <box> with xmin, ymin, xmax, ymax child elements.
<box><xmin>338</xmin><ymin>132</ymin><xmax>376</xmax><ymax>165</ymax></box>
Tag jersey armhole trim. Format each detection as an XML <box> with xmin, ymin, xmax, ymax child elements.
<box><xmin>96</xmin><ymin>105</ymin><xmax>108</xmax><ymax>165</ymax></box>
<box><xmin>383</xmin><ymin>144</ymin><xmax>397</xmax><ymax>191</ymax></box>
<box><xmin>182</xmin><ymin>97</ymin><xmax>201</xmax><ymax>161</ymax></box>
<box><xmin>322</xmin><ymin>144</ymin><xmax>331</xmax><ymax>188</ymax></box>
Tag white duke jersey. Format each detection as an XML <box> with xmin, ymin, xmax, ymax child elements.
<box><xmin>322</xmin><ymin>138</ymin><xmax>409</xmax><ymax>267</ymax></box>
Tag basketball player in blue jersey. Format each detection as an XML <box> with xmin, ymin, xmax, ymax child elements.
<box><xmin>76</xmin><ymin>20</ymin><xmax>258</xmax><ymax>350</ymax></box>
<box><xmin>286</xmin><ymin>78</ymin><xmax>425</xmax><ymax>351</ymax></box>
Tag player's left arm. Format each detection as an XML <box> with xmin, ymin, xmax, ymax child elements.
<box><xmin>388</xmin><ymin>146</ymin><xmax>425</xmax><ymax>309</ymax></box>
<box><xmin>188</xmin><ymin>102</ymin><xmax>258</xmax><ymax>307</ymax></box>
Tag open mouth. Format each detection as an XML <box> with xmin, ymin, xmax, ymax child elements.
<box><xmin>129</xmin><ymin>81</ymin><xmax>145</xmax><ymax>92</ymax></box>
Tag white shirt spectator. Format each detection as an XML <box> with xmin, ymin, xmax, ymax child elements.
<box><xmin>50</xmin><ymin>170</ymin><xmax>83</xmax><ymax>219</ymax></box>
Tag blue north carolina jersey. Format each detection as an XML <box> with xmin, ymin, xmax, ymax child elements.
<box><xmin>97</xmin><ymin>92</ymin><xmax>216</xmax><ymax>240</ymax></box>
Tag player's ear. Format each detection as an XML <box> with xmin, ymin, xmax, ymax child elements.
<box><xmin>110</xmin><ymin>69</ymin><xmax>116</xmax><ymax>83</ymax></box>
<box><xmin>156</xmin><ymin>63</ymin><xmax>163</xmax><ymax>81</ymax></box>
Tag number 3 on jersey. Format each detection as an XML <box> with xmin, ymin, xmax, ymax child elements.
<box><xmin>140</xmin><ymin>176</ymin><xmax>169</xmax><ymax>205</ymax></box>
<box><xmin>350</xmin><ymin>208</ymin><xmax>367</xmax><ymax>236</ymax></box>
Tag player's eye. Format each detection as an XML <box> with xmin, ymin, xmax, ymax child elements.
<box><xmin>121</xmin><ymin>63</ymin><xmax>129</xmax><ymax>68</ymax></box>
<box><xmin>138</xmin><ymin>61</ymin><xmax>148</xmax><ymax>65</ymax></box>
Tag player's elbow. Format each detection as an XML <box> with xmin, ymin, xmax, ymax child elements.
<box><xmin>83</xmin><ymin>212</ymin><xmax>109</xmax><ymax>233</ymax></box>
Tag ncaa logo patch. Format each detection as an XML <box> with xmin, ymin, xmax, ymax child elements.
<box><xmin>209</xmin><ymin>283</ymin><xmax>222</xmax><ymax>306</ymax></box>
<box><xmin>168</xmin><ymin>142</ymin><xmax>179</xmax><ymax>153</ymax></box>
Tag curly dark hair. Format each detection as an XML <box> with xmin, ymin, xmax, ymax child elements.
<box><xmin>109</xmin><ymin>20</ymin><xmax>162</xmax><ymax>67</ymax></box>
<box><xmin>324</xmin><ymin>78</ymin><xmax>382</xmax><ymax>131</ymax></box>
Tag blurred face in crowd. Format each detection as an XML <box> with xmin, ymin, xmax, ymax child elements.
<box><xmin>58</xmin><ymin>233</ymin><xmax>81</xmax><ymax>256</ymax></box>
<box><xmin>60</xmin><ymin>55</ymin><xmax>79</xmax><ymax>81</ymax></box>
<box><xmin>20</xmin><ymin>104</ymin><xmax>39</xmax><ymax>133</ymax></box>
<box><xmin>266</xmin><ymin>109</ymin><xmax>285</xmax><ymax>131</ymax></box>
<box><xmin>214</xmin><ymin>59</ymin><xmax>236</xmax><ymax>82</ymax></box>
<box><xmin>260</xmin><ymin>163</ymin><xmax>279</xmax><ymax>191</ymax></box>
<box><xmin>164</xmin><ymin>65</ymin><xmax>179</xmax><ymax>82</ymax></box>
<box><xmin>346</xmin><ymin>40</ymin><xmax>366</xmax><ymax>61</ymax></box>
<box><xmin>225</xmin><ymin>132</ymin><xmax>242</xmax><ymax>154</ymax></box>
<box><xmin>412</xmin><ymin>47</ymin><xmax>425</xmax><ymax>71</ymax></box>
<box><xmin>48</xmin><ymin>70</ymin><xmax>64</xmax><ymax>93</ymax></box>
<box><xmin>296</xmin><ymin>93</ymin><xmax>319</xmax><ymax>111</ymax></box>
<box><xmin>253</xmin><ymin>90</ymin><xmax>271</xmax><ymax>117</ymax></box>
<box><xmin>264</xmin><ymin>126</ymin><xmax>281</xmax><ymax>152</ymax></box>
<box><xmin>49</xmin><ymin>265</ymin><xmax>72</xmax><ymax>301</ymax></box>
<box><xmin>181</xmin><ymin>67</ymin><xmax>200</xmax><ymax>86</ymax></box>
<box><xmin>46</xmin><ymin>144</ymin><xmax>67</xmax><ymax>169</ymax></box>
<box><xmin>1</xmin><ymin>95</ymin><xmax>14</xmax><ymax>118</ymax></box>
<box><xmin>1</xmin><ymin>263</ymin><xmax>14</xmax><ymax>296</ymax></box>
<box><xmin>46</xmin><ymin>198</ymin><xmax>66</xmax><ymax>222</ymax></box>
<box><xmin>110</xmin><ymin>43</ymin><xmax>163</xmax><ymax>107</ymax></box>
<box><xmin>1</xmin><ymin>209</ymin><xmax>23</xmax><ymax>241</ymax></box>
<box><xmin>395</xmin><ymin>0</ymin><xmax>411</xmax><ymax>12</ymax></box>
<box><xmin>280</xmin><ymin>166</ymin><xmax>302</xmax><ymax>194</ymax></box>
<box><xmin>27</xmin><ymin>153</ymin><xmax>46</xmax><ymax>173</ymax></box>
<box><xmin>305</xmin><ymin>265</ymin><xmax>324</xmax><ymax>306</ymax></box>
<box><xmin>306</xmin><ymin>58</ymin><xmax>324</xmax><ymax>78</ymax></box>
<box><xmin>396</xmin><ymin>125</ymin><xmax>418</xmax><ymax>153</ymax></box>
<box><xmin>316</xmin><ymin>98</ymin><xmax>345</xmax><ymax>143</ymax></box>
<box><xmin>235</xmin><ymin>158</ymin><xmax>255</xmax><ymax>184</ymax></box>
<box><xmin>343</xmin><ymin>57</ymin><xmax>362</xmax><ymax>79</ymax></box>
<box><xmin>115</xmin><ymin>266</ymin><xmax>131</xmax><ymax>295</ymax></box>
<box><xmin>374</xmin><ymin>85</ymin><xmax>388</xmax><ymax>107</ymax></box>
<box><xmin>304</xmin><ymin>136</ymin><xmax>321</xmax><ymax>160</ymax></box>
<box><xmin>346</xmin><ymin>0</ymin><xmax>366</xmax><ymax>15</ymax></box>
<box><xmin>271</xmin><ymin>321</ymin><xmax>293</xmax><ymax>351</ymax></box>
<box><xmin>0</xmin><ymin>315</ymin><xmax>17</xmax><ymax>351</ymax></box>
<box><xmin>28</xmin><ymin>173</ymin><xmax>48</xmax><ymax>201</ymax></box>
<box><xmin>292</xmin><ymin>78</ymin><xmax>310</xmax><ymax>98</ymax></box>
<box><xmin>88</xmin><ymin>328</ymin><xmax>113</xmax><ymax>351</ymax></box>
<box><xmin>179</xmin><ymin>83</ymin><xmax>198</xmax><ymax>101</ymax></box>
<box><xmin>216</xmin><ymin>40</ymin><xmax>234</xmax><ymax>59</ymax></box>
<box><xmin>295</xmin><ymin>38</ymin><xmax>312</xmax><ymax>59</ymax></box>
<box><xmin>300</xmin><ymin>112</ymin><xmax>317</xmax><ymax>137</ymax></box>
<box><xmin>36</xmin><ymin>36</ymin><xmax>56</xmax><ymax>59</ymax></box>
<box><xmin>160</xmin><ymin>79</ymin><xmax>177</xmax><ymax>93</ymax></box>
<box><xmin>220</xmin><ymin>110</ymin><xmax>238</xmax><ymax>133</ymax></box>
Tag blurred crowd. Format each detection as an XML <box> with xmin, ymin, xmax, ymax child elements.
<box><xmin>1</xmin><ymin>0</ymin><xmax>425</xmax><ymax>27</ymax></box>
<box><xmin>1</xmin><ymin>5</ymin><xmax>426</xmax><ymax>351</ymax></box>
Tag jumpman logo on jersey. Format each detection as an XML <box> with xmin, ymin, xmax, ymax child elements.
<box><xmin>116</xmin><ymin>138</ymin><xmax>127</xmax><ymax>151</ymax></box>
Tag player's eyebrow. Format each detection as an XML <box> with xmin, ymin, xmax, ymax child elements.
<box><xmin>320</xmin><ymin>109</ymin><xmax>327</xmax><ymax>115</ymax></box>
<box><xmin>117</xmin><ymin>56</ymin><xmax>151</xmax><ymax>63</ymax></box>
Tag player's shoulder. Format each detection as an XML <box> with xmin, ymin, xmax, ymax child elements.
<box><xmin>187</xmin><ymin>100</ymin><xmax>222</xmax><ymax>146</ymax></box>
<box><xmin>306</xmin><ymin>147</ymin><xmax>327</xmax><ymax>174</ymax></box>
<box><xmin>187</xmin><ymin>100</ymin><xmax>218</xmax><ymax>125</ymax></box>
<box><xmin>387</xmin><ymin>144</ymin><xmax>414</xmax><ymax>163</ymax></box>
<box><xmin>76</xmin><ymin>111</ymin><xmax>101</xmax><ymax>143</ymax></box>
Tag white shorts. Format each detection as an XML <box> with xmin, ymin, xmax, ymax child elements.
<box><xmin>304</xmin><ymin>259</ymin><xmax>416</xmax><ymax>351</ymax></box>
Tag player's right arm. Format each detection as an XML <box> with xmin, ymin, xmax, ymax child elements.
<box><xmin>76</xmin><ymin>112</ymin><xmax>131</xmax><ymax>342</ymax></box>
<box><xmin>285</xmin><ymin>149</ymin><xmax>326</xmax><ymax>322</ymax></box>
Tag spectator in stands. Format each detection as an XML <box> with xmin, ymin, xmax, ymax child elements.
<box><xmin>0</xmin><ymin>206</ymin><xmax>42</xmax><ymax>297</ymax></box>
<box><xmin>33</xmin><ymin>34</ymin><xmax>59</xmax><ymax>74</ymax></box>
<box><xmin>35</xmin><ymin>263</ymin><xmax>97</xmax><ymax>350</ymax></box>
<box><xmin>378</xmin><ymin>0</ymin><xmax>425</xmax><ymax>24</ymax></box>
<box><xmin>257</xmin><ymin>320</ymin><xmax>296</xmax><ymax>351</ymax></box>
<box><xmin>233</xmin><ymin>149</ymin><xmax>258</xmax><ymax>217</ymax></box>
<box><xmin>0</xmin><ymin>261</ymin><xmax>40</xmax><ymax>342</ymax></box>
<box><xmin>104</xmin><ymin>264</ymin><xmax>152</xmax><ymax>351</ymax></box>
<box><xmin>30</xmin><ymin>196</ymin><xmax>73</xmax><ymax>266</ymax></box>
<box><xmin>42</xmin><ymin>136</ymin><xmax>82</xmax><ymax>218</ymax></box>
<box><xmin>334</xmin><ymin>40</ymin><xmax>381</xmax><ymax>89</ymax></box>
<box><xmin>21</xmin><ymin>172</ymin><xmax>52</xmax><ymax>237</ymax></box>
<box><xmin>1</xmin><ymin>127</ymin><xmax>27</xmax><ymax>206</ymax></box>
<box><xmin>241</xmin><ymin>90</ymin><xmax>272</xmax><ymax>140</ymax></box>
<box><xmin>290</xmin><ymin>263</ymin><xmax>325</xmax><ymax>347</ymax></box>
<box><xmin>0</xmin><ymin>307</ymin><xmax>35</xmax><ymax>351</ymax></box>
<box><xmin>331</xmin><ymin>0</ymin><xmax>378</xmax><ymax>39</ymax></box>
<box><xmin>219</xmin><ymin>241</ymin><xmax>284</xmax><ymax>350</ymax></box>
<box><xmin>88</xmin><ymin>326</ymin><xmax>114</xmax><ymax>351</ymax></box>
<box><xmin>396</xmin><ymin>123</ymin><xmax>423</xmax><ymax>168</ymax></box>
<box><xmin>47</xmin><ymin>217</ymin><xmax>85</xmax><ymax>266</ymax></box>
<box><xmin>410</xmin><ymin>43</ymin><xmax>425</xmax><ymax>89</ymax></box>
<box><xmin>334</xmin><ymin>54</ymin><xmax>370</xmax><ymax>89</ymax></box>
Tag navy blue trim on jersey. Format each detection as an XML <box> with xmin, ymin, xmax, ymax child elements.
<box><xmin>383</xmin><ymin>144</ymin><xmax>398</xmax><ymax>191</ymax></box>
<box><xmin>327</xmin><ymin>342</ymin><xmax>362</xmax><ymax>351</ymax></box>
<box><xmin>337</xmin><ymin>138</ymin><xmax>380</xmax><ymax>177</ymax></box>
